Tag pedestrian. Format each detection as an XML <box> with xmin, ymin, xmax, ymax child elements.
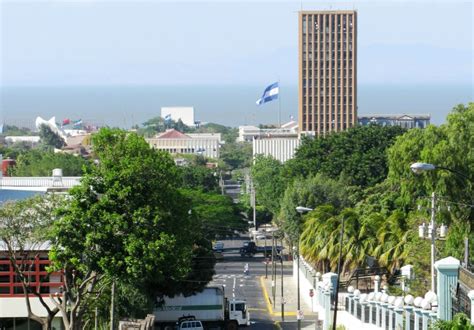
<box><xmin>244</xmin><ymin>263</ymin><xmax>249</xmax><ymax>275</ymax></box>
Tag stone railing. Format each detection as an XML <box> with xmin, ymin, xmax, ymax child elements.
<box><xmin>295</xmin><ymin>255</ymin><xmax>474</xmax><ymax>329</ymax></box>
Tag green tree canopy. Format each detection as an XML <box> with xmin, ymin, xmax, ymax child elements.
<box><xmin>49</xmin><ymin>128</ymin><xmax>212</xmax><ymax>329</ymax></box>
<box><xmin>181</xmin><ymin>189</ymin><xmax>246</xmax><ymax>240</ymax></box>
<box><xmin>179</xmin><ymin>164</ymin><xmax>220</xmax><ymax>193</ymax></box>
<box><xmin>10</xmin><ymin>150</ymin><xmax>89</xmax><ymax>176</ymax></box>
<box><xmin>220</xmin><ymin>142</ymin><xmax>252</xmax><ymax>170</ymax></box>
<box><xmin>39</xmin><ymin>125</ymin><xmax>65</xmax><ymax>149</ymax></box>
<box><xmin>278</xmin><ymin>174</ymin><xmax>351</xmax><ymax>242</ymax></box>
<box><xmin>251</xmin><ymin>155</ymin><xmax>286</xmax><ymax>216</ymax></box>
<box><xmin>285</xmin><ymin>125</ymin><xmax>406</xmax><ymax>187</ymax></box>
<box><xmin>387</xmin><ymin>103</ymin><xmax>474</xmax><ymax>266</ymax></box>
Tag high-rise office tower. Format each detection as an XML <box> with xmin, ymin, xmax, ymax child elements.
<box><xmin>298</xmin><ymin>11</ymin><xmax>357</xmax><ymax>135</ymax></box>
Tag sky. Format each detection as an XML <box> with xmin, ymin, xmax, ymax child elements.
<box><xmin>0</xmin><ymin>0</ymin><xmax>473</xmax><ymax>87</ymax></box>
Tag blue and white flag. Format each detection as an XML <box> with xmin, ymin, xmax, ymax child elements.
<box><xmin>164</xmin><ymin>114</ymin><xmax>172</xmax><ymax>122</ymax></box>
<box><xmin>72</xmin><ymin>119</ymin><xmax>82</xmax><ymax>128</ymax></box>
<box><xmin>256</xmin><ymin>82</ymin><xmax>279</xmax><ymax>105</ymax></box>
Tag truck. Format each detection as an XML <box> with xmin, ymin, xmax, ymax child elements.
<box><xmin>239</xmin><ymin>241</ymin><xmax>283</xmax><ymax>258</ymax></box>
<box><xmin>154</xmin><ymin>286</ymin><xmax>249</xmax><ymax>330</ymax></box>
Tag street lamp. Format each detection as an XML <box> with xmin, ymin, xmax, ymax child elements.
<box><xmin>296</xmin><ymin>206</ymin><xmax>343</xmax><ymax>330</ymax></box>
<box><xmin>410</xmin><ymin>162</ymin><xmax>472</xmax><ymax>182</ymax></box>
<box><xmin>410</xmin><ymin>162</ymin><xmax>467</xmax><ymax>292</ymax></box>
<box><xmin>294</xmin><ymin>207</ymin><xmax>307</xmax><ymax>330</ymax></box>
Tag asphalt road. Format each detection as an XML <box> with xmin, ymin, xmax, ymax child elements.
<box><xmin>209</xmin><ymin>236</ymin><xmax>293</xmax><ymax>330</ymax></box>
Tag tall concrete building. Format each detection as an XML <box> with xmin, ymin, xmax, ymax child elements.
<box><xmin>298</xmin><ymin>10</ymin><xmax>357</xmax><ymax>135</ymax></box>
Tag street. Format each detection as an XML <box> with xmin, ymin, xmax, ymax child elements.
<box><xmin>209</xmin><ymin>236</ymin><xmax>294</xmax><ymax>330</ymax></box>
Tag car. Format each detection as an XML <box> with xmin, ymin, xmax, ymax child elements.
<box><xmin>256</xmin><ymin>234</ymin><xmax>266</xmax><ymax>240</ymax></box>
<box><xmin>213</xmin><ymin>241</ymin><xmax>224</xmax><ymax>252</ymax></box>
<box><xmin>178</xmin><ymin>320</ymin><xmax>204</xmax><ymax>330</ymax></box>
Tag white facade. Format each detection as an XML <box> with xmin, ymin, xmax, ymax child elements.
<box><xmin>5</xmin><ymin>136</ymin><xmax>41</xmax><ymax>145</ymax></box>
<box><xmin>253</xmin><ymin>137</ymin><xmax>300</xmax><ymax>163</ymax></box>
<box><xmin>238</xmin><ymin>121</ymin><xmax>299</xmax><ymax>142</ymax></box>
<box><xmin>146</xmin><ymin>131</ymin><xmax>222</xmax><ymax>159</ymax></box>
<box><xmin>161</xmin><ymin>107</ymin><xmax>195</xmax><ymax>127</ymax></box>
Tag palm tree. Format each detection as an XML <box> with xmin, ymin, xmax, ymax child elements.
<box><xmin>373</xmin><ymin>210</ymin><xmax>410</xmax><ymax>272</ymax></box>
<box><xmin>300</xmin><ymin>205</ymin><xmax>337</xmax><ymax>273</ymax></box>
<box><xmin>300</xmin><ymin>206</ymin><xmax>377</xmax><ymax>275</ymax></box>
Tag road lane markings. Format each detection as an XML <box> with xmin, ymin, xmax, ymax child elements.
<box><xmin>232</xmin><ymin>277</ymin><xmax>236</xmax><ymax>298</ymax></box>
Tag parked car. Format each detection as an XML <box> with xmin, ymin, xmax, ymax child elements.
<box><xmin>213</xmin><ymin>241</ymin><xmax>224</xmax><ymax>252</ymax></box>
<box><xmin>178</xmin><ymin>320</ymin><xmax>204</xmax><ymax>330</ymax></box>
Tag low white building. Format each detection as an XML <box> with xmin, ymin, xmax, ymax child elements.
<box><xmin>253</xmin><ymin>137</ymin><xmax>300</xmax><ymax>163</ymax></box>
<box><xmin>246</xmin><ymin>121</ymin><xmax>300</xmax><ymax>163</ymax></box>
<box><xmin>161</xmin><ymin>107</ymin><xmax>195</xmax><ymax>127</ymax></box>
<box><xmin>238</xmin><ymin>120</ymin><xmax>298</xmax><ymax>142</ymax></box>
<box><xmin>5</xmin><ymin>136</ymin><xmax>41</xmax><ymax>146</ymax></box>
<box><xmin>146</xmin><ymin>129</ymin><xmax>222</xmax><ymax>159</ymax></box>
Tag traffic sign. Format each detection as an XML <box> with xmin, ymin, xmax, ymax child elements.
<box><xmin>309</xmin><ymin>289</ymin><xmax>314</xmax><ymax>297</ymax></box>
<box><xmin>297</xmin><ymin>310</ymin><xmax>304</xmax><ymax>320</ymax></box>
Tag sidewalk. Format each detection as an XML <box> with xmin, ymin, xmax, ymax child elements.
<box><xmin>259</xmin><ymin>261</ymin><xmax>381</xmax><ymax>330</ymax></box>
<box><xmin>259</xmin><ymin>261</ymin><xmax>321</xmax><ymax>329</ymax></box>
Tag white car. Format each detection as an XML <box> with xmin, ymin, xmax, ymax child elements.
<box><xmin>213</xmin><ymin>242</ymin><xmax>224</xmax><ymax>252</ymax></box>
<box><xmin>256</xmin><ymin>234</ymin><xmax>266</xmax><ymax>240</ymax></box>
<box><xmin>179</xmin><ymin>320</ymin><xmax>204</xmax><ymax>330</ymax></box>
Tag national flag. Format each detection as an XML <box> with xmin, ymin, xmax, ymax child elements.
<box><xmin>256</xmin><ymin>82</ymin><xmax>279</xmax><ymax>105</ymax></box>
<box><xmin>62</xmin><ymin>118</ymin><xmax>71</xmax><ymax>125</ymax></box>
<box><xmin>72</xmin><ymin>119</ymin><xmax>83</xmax><ymax>129</ymax></box>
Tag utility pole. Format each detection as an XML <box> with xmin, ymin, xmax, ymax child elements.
<box><xmin>430</xmin><ymin>191</ymin><xmax>436</xmax><ymax>293</ymax></box>
<box><xmin>297</xmin><ymin>236</ymin><xmax>301</xmax><ymax>330</ymax></box>
<box><xmin>265</xmin><ymin>234</ymin><xmax>268</xmax><ymax>279</ymax></box>
<box><xmin>271</xmin><ymin>231</ymin><xmax>276</xmax><ymax>308</ymax></box>
<box><xmin>280</xmin><ymin>235</ymin><xmax>285</xmax><ymax>321</ymax></box>
<box><xmin>251</xmin><ymin>181</ymin><xmax>256</xmax><ymax>230</ymax></box>
<box><xmin>110</xmin><ymin>280</ymin><xmax>115</xmax><ymax>330</ymax></box>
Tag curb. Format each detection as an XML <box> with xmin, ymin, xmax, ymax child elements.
<box><xmin>259</xmin><ymin>276</ymin><xmax>297</xmax><ymax>317</ymax></box>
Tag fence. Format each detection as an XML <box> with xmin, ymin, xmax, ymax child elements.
<box><xmin>0</xmin><ymin>177</ymin><xmax>81</xmax><ymax>189</ymax></box>
<box><xmin>295</xmin><ymin>255</ymin><xmax>474</xmax><ymax>329</ymax></box>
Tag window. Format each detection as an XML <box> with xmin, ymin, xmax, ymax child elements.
<box><xmin>235</xmin><ymin>303</ymin><xmax>246</xmax><ymax>311</ymax></box>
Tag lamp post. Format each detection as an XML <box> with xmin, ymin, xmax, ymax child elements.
<box><xmin>296</xmin><ymin>206</ymin><xmax>343</xmax><ymax>330</ymax></box>
<box><xmin>295</xmin><ymin>207</ymin><xmax>311</xmax><ymax>330</ymax></box>
<box><xmin>295</xmin><ymin>207</ymin><xmax>316</xmax><ymax>329</ymax></box>
<box><xmin>410</xmin><ymin>162</ymin><xmax>466</xmax><ymax>292</ymax></box>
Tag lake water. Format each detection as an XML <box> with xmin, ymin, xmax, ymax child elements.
<box><xmin>0</xmin><ymin>189</ymin><xmax>44</xmax><ymax>203</ymax></box>
<box><xmin>1</xmin><ymin>84</ymin><xmax>472</xmax><ymax>129</ymax></box>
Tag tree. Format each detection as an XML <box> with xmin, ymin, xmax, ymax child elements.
<box><xmin>387</xmin><ymin>103</ymin><xmax>474</xmax><ymax>266</ymax></box>
<box><xmin>10</xmin><ymin>150</ymin><xmax>89</xmax><ymax>177</ymax></box>
<box><xmin>251</xmin><ymin>155</ymin><xmax>286</xmax><ymax>216</ymax></box>
<box><xmin>0</xmin><ymin>195</ymin><xmax>63</xmax><ymax>330</ymax></box>
<box><xmin>1</xmin><ymin>125</ymin><xmax>35</xmax><ymax>136</ymax></box>
<box><xmin>284</xmin><ymin>125</ymin><xmax>405</xmax><ymax>187</ymax></box>
<box><xmin>49</xmin><ymin>128</ymin><xmax>211</xmax><ymax>329</ymax></box>
<box><xmin>300</xmin><ymin>206</ymin><xmax>377</xmax><ymax>274</ymax></box>
<box><xmin>39</xmin><ymin>125</ymin><xmax>65</xmax><ymax>149</ymax></box>
<box><xmin>432</xmin><ymin>313</ymin><xmax>474</xmax><ymax>330</ymax></box>
<box><xmin>220</xmin><ymin>142</ymin><xmax>252</xmax><ymax>170</ymax></box>
<box><xmin>278</xmin><ymin>174</ymin><xmax>351</xmax><ymax>244</ymax></box>
<box><xmin>192</xmin><ymin>123</ymin><xmax>238</xmax><ymax>143</ymax></box>
<box><xmin>179</xmin><ymin>164</ymin><xmax>220</xmax><ymax>193</ymax></box>
<box><xmin>181</xmin><ymin>189</ymin><xmax>246</xmax><ymax>240</ymax></box>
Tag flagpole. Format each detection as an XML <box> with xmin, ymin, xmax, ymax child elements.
<box><xmin>278</xmin><ymin>78</ymin><xmax>281</xmax><ymax>127</ymax></box>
